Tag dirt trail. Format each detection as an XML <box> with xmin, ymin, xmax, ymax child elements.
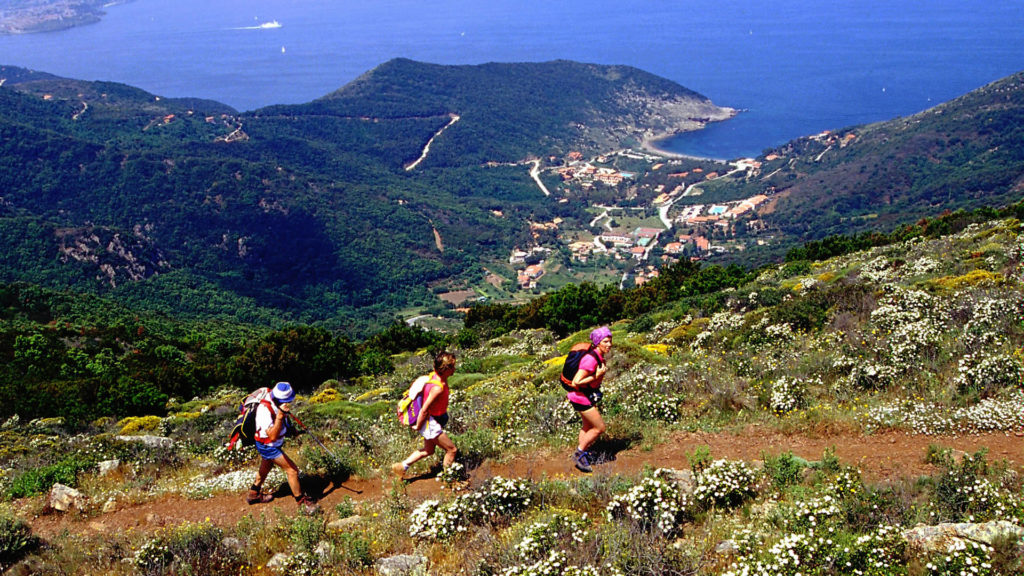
<box><xmin>30</xmin><ymin>428</ymin><xmax>1024</xmax><ymax>541</ymax></box>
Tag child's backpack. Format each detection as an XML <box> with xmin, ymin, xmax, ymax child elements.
<box><xmin>560</xmin><ymin>342</ymin><xmax>603</xmax><ymax>392</ymax></box>
<box><xmin>397</xmin><ymin>375</ymin><xmax>430</xmax><ymax>427</ymax></box>
<box><xmin>227</xmin><ymin>387</ymin><xmax>273</xmax><ymax>449</ymax></box>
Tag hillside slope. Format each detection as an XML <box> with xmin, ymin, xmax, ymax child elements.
<box><xmin>748</xmin><ymin>71</ymin><xmax>1024</xmax><ymax>241</ymax></box>
<box><xmin>0</xmin><ymin>60</ymin><xmax>730</xmax><ymax>332</ymax></box>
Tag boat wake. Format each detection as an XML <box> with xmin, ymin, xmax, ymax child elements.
<box><xmin>231</xmin><ymin>21</ymin><xmax>281</xmax><ymax>30</ymax></box>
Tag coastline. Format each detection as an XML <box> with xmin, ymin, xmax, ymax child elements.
<box><xmin>640</xmin><ymin>108</ymin><xmax>741</xmax><ymax>163</ymax></box>
<box><xmin>641</xmin><ymin>132</ymin><xmax>733</xmax><ymax>163</ymax></box>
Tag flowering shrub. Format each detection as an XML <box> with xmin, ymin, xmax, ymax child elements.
<box><xmin>860</xmin><ymin>255</ymin><xmax>895</xmax><ymax>283</ymax></box>
<box><xmin>277</xmin><ymin>551</ymin><xmax>321</xmax><ymax>576</ymax></box>
<box><xmin>117</xmin><ymin>415</ymin><xmax>162</xmax><ymax>435</ymax></box>
<box><xmin>929</xmin><ymin>452</ymin><xmax>1024</xmax><ymax>523</ymax></box>
<box><xmin>954</xmin><ymin>352</ymin><xmax>1024</xmax><ymax>396</ymax></box>
<box><xmin>211</xmin><ymin>444</ymin><xmax>251</xmax><ymax>466</ymax></box>
<box><xmin>846</xmin><ymin>362</ymin><xmax>898</xmax><ymax>390</ymax></box>
<box><xmin>692</xmin><ymin>311</ymin><xmax>745</xmax><ymax>351</ymax></box>
<box><xmin>864</xmin><ymin>392</ymin><xmax>1024</xmax><ymax>434</ymax></box>
<box><xmin>722</xmin><ymin>524</ymin><xmax>906</xmax><ymax>576</ymax></box>
<box><xmin>770</xmin><ymin>376</ymin><xmax>807</xmax><ymax>415</ymax></box>
<box><xmin>132</xmin><ymin>520</ymin><xmax>233</xmax><ymax>576</ymax></box>
<box><xmin>693</xmin><ymin>459</ymin><xmax>758</xmax><ymax>509</ymax></box>
<box><xmin>499</xmin><ymin>550</ymin><xmax>600</xmax><ymax>576</ymax></box>
<box><xmin>909</xmin><ymin>256</ymin><xmax>942</xmax><ymax>276</ymax></box>
<box><xmin>513</xmin><ymin>509</ymin><xmax>589</xmax><ymax>560</ymax></box>
<box><xmin>637</xmin><ymin>393</ymin><xmax>681</xmax><ymax>422</ymax></box>
<box><xmin>868</xmin><ymin>288</ymin><xmax>946</xmax><ymax>373</ymax></box>
<box><xmin>923</xmin><ymin>538</ymin><xmax>993</xmax><ymax>576</ymax></box>
<box><xmin>606</xmin><ymin>472</ymin><xmax>692</xmax><ymax>535</ymax></box>
<box><xmin>604</xmin><ymin>365</ymin><xmax>685</xmax><ymax>422</ymax></box>
<box><xmin>765</xmin><ymin>322</ymin><xmax>796</xmax><ymax>343</ymax></box>
<box><xmin>188</xmin><ymin>468</ymin><xmax>286</xmax><ymax>495</ymax></box>
<box><xmin>436</xmin><ymin>462</ymin><xmax>467</xmax><ymax>485</ymax></box>
<box><xmin>409</xmin><ymin>476</ymin><xmax>532</xmax><ymax>540</ymax></box>
<box><xmin>962</xmin><ymin>296</ymin><xmax>1022</xmax><ymax>349</ymax></box>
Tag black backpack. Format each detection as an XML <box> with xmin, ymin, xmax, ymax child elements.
<box><xmin>560</xmin><ymin>342</ymin><xmax>603</xmax><ymax>392</ymax></box>
<box><xmin>227</xmin><ymin>388</ymin><xmax>272</xmax><ymax>450</ymax></box>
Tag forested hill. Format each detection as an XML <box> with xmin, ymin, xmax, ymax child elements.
<box><xmin>302</xmin><ymin>58</ymin><xmax>735</xmax><ymax>165</ymax></box>
<box><xmin>0</xmin><ymin>60</ymin><xmax>730</xmax><ymax>334</ymax></box>
<box><xmin>736</xmin><ymin>71</ymin><xmax>1024</xmax><ymax>244</ymax></box>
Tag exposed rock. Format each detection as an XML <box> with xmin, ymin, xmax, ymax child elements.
<box><xmin>102</xmin><ymin>498</ymin><xmax>117</xmax><ymax>513</ymax></box>
<box><xmin>328</xmin><ymin>515</ymin><xmax>363</xmax><ymax>530</ymax></box>
<box><xmin>5</xmin><ymin>557</ymin><xmax>46</xmax><ymax>576</ymax></box>
<box><xmin>98</xmin><ymin>459</ymin><xmax>120</xmax><ymax>476</ymax></box>
<box><xmin>221</xmin><ymin>537</ymin><xmax>245</xmax><ymax>554</ymax></box>
<box><xmin>658</xmin><ymin>468</ymin><xmax>696</xmax><ymax>494</ymax></box>
<box><xmin>55</xmin><ymin>226</ymin><xmax>169</xmax><ymax>288</ymax></box>
<box><xmin>314</xmin><ymin>541</ymin><xmax>334</xmax><ymax>560</ymax></box>
<box><xmin>903</xmin><ymin>520</ymin><xmax>1024</xmax><ymax>553</ymax></box>
<box><xmin>715</xmin><ymin>539</ymin><xmax>739</xmax><ymax>556</ymax></box>
<box><xmin>49</xmin><ymin>483</ymin><xmax>86</xmax><ymax>512</ymax></box>
<box><xmin>376</xmin><ymin>554</ymin><xmax>430</xmax><ymax>576</ymax></box>
<box><xmin>266</xmin><ymin>553</ymin><xmax>289</xmax><ymax>569</ymax></box>
<box><xmin>115</xmin><ymin>435</ymin><xmax>173</xmax><ymax>449</ymax></box>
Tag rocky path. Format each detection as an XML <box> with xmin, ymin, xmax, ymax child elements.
<box><xmin>29</xmin><ymin>427</ymin><xmax>1024</xmax><ymax>540</ymax></box>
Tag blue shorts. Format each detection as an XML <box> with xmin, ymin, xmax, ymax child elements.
<box><xmin>255</xmin><ymin>442</ymin><xmax>284</xmax><ymax>460</ymax></box>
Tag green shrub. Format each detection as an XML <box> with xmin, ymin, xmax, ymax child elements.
<box><xmin>7</xmin><ymin>454</ymin><xmax>95</xmax><ymax>499</ymax></box>
<box><xmin>451</xmin><ymin>427</ymin><xmax>500</xmax><ymax>469</ymax></box>
<box><xmin>763</xmin><ymin>451</ymin><xmax>807</xmax><ymax>490</ymax></box>
<box><xmin>687</xmin><ymin>445</ymin><xmax>712</xmax><ymax>474</ymax></box>
<box><xmin>300</xmin><ymin>443</ymin><xmax>361</xmax><ymax>483</ymax></box>
<box><xmin>0</xmin><ymin>508</ymin><xmax>37</xmax><ymax>568</ymax></box>
<box><xmin>331</xmin><ymin>532</ymin><xmax>374</xmax><ymax>570</ymax></box>
<box><xmin>133</xmin><ymin>520</ymin><xmax>237</xmax><ymax>576</ymax></box>
<box><xmin>284</xmin><ymin>514</ymin><xmax>326</xmax><ymax>554</ymax></box>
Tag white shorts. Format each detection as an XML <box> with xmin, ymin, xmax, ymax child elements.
<box><xmin>419</xmin><ymin>416</ymin><xmax>444</xmax><ymax>440</ymax></box>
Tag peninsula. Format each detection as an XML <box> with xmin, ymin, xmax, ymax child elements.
<box><xmin>0</xmin><ymin>0</ymin><xmax>130</xmax><ymax>35</ymax></box>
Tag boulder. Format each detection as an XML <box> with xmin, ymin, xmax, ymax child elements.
<box><xmin>904</xmin><ymin>520</ymin><xmax>1024</xmax><ymax>553</ymax></box>
<box><xmin>376</xmin><ymin>554</ymin><xmax>430</xmax><ymax>576</ymax></box>
<box><xmin>98</xmin><ymin>459</ymin><xmax>120</xmax><ymax>476</ymax></box>
<box><xmin>657</xmin><ymin>468</ymin><xmax>696</xmax><ymax>494</ymax></box>
<box><xmin>114</xmin><ymin>435</ymin><xmax>173</xmax><ymax>449</ymax></box>
<box><xmin>266</xmin><ymin>553</ymin><xmax>289</xmax><ymax>569</ymax></box>
<box><xmin>314</xmin><ymin>541</ymin><xmax>334</xmax><ymax>560</ymax></box>
<box><xmin>220</xmin><ymin>537</ymin><xmax>245</xmax><ymax>557</ymax></box>
<box><xmin>715</xmin><ymin>539</ymin><xmax>739</xmax><ymax>556</ymax></box>
<box><xmin>328</xmin><ymin>515</ymin><xmax>363</xmax><ymax>530</ymax></box>
<box><xmin>48</xmin><ymin>483</ymin><xmax>86</xmax><ymax>512</ymax></box>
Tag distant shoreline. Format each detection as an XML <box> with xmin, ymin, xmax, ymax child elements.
<box><xmin>641</xmin><ymin>133</ymin><xmax>732</xmax><ymax>163</ymax></box>
<box><xmin>0</xmin><ymin>0</ymin><xmax>131</xmax><ymax>36</ymax></box>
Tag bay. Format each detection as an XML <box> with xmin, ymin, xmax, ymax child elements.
<box><xmin>1</xmin><ymin>0</ymin><xmax>1021</xmax><ymax>159</ymax></box>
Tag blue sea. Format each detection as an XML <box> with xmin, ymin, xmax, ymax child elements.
<box><xmin>2</xmin><ymin>0</ymin><xmax>1022</xmax><ymax>159</ymax></box>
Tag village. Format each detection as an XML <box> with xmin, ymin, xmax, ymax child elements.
<box><xmin>509</xmin><ymin>147</ymin><xmax>778</xmax><ymax>291</ymax></box>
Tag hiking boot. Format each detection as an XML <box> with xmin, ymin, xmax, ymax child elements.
<box><xmin>296</xmin><ymin>495</ymin><xmax>321</xmax><ymax>514</ymax></box>
<box><xmin>573</xmin><ymin>449</ymin><xmax>592</xmax><ymax>473</ymax></box>
<box><xmin>246</xmin><ymin>491</ymin><xmax>274</xmax><ymax>505</ymax></box>
<box><xmin>391</xmin><ymin>462</ymin><xmax>406</xmax><ymax>479</ymax></box>
<box><xmin>246</xmin><ymin>485</ymin><xmax>273</xmax><ymax>505</ymax></box>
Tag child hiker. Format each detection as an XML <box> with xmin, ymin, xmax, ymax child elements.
<box><xmin>248</xmin><ymin>381</ymin><xmax>320</xmax><ymax>513</ymax></box>
<box><xmin>565</xmin><ymin>326</ymin><xmax>612</xmax><ymax>473</ymax></box>
<box><xmin>392</xmin><ymin>352</ymin><xmax>458</xmax><ymax>478</ymax></box>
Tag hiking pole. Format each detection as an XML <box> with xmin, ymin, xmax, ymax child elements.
<box><xmin>286</xmin><ymin>412</ymin><xmax>343</xmax><ymax>462</ymax></box>
<box><xmin>285</xmin><ymin>412</ymin><xmax>363</xmax><ymax>494</ymax></box>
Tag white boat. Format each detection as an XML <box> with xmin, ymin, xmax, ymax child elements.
<box><xmin>259</xmin><ymin>20</ymin><xmax>282</xmax><ymax>29</ymax></box>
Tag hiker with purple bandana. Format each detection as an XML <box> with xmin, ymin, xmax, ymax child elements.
<box><xmin>564</xmin><ymin>326</ymin><xmax>613</xmax><ymax>472</ymax></box>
